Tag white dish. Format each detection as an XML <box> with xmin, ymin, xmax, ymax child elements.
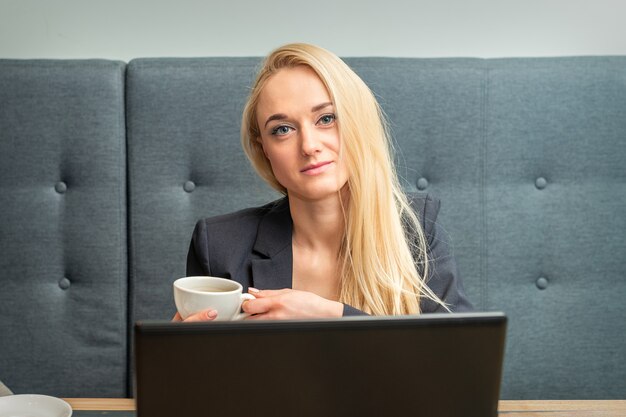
<box><xmin>0</xmin><ymin>394</ymin><xmax>72</xmax><ymax>417</ymax></box>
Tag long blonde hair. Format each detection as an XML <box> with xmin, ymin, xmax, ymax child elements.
<box><xmin>241</xmin><ymin>43</ymin><xmax>447</xmax><ymax>314</ymax></box>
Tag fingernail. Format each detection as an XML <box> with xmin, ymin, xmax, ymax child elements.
<box><xmin>207</xmin><ymin>310</ymin><xmax>218</xmax><ymax>319</ymax></box>
<box><xmin>248</xmin><ymin>287</ymin><xmax>260</xmax><ymax>293</ymax></box>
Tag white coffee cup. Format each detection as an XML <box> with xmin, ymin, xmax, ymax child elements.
<box><xmin>173</xmin><ymin>276</ymin><xmax>255</xmax><ymax>321</ymax></box>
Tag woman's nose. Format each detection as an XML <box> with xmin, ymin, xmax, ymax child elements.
<box><xmin>300</xmin><ymin>126</ymin><xmax>322</xmax><ymax>155</ymax></box>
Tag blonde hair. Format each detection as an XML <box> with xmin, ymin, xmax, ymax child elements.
<box><xmin>241</xmin><ymin>43</ymin><xmax>447</xmax><ymax>314</ymax></box>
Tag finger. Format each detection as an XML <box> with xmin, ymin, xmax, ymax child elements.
<box><xmin>172</xmin><ymin>312</ymin><xmax>183</xmax><ymax>322</ymax></box>
<box><xmin>245</xmin><ymin>313</ymin><xmax>268</xmax><ymax>320</ymax></box>
<box><xmin>247</xmin><ymin>288</ymin><xmax>290</xmax><ymax>298</ymax></box>
<box><xmin>184</xmin><ymin>309</ymin><xmax>218</xmax><ymax>322</ymax></box>
<box><xmin>241</xmin><ymin>297</ymin><xmax>275</xmax><ymax>315</ymax></box>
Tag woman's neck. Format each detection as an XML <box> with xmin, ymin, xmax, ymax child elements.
<box><xmin>288</xmin><ymin>193</ymin><xmax>347</xmax><ymax>253</ymax></box>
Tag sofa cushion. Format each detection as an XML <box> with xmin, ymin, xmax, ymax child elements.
<box><xmin>483</xmin><ymin>57</ymin><xmax>626</xmax><ymax>399</ymax></box>
<box><xmin>0</xmin><ymin>60</ymin><xmax>127</xmax><ymax>397</ymax></box>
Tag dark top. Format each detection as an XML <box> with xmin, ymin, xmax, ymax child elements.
<box><xmin>186</xmin><ymin>194</ymin><xmax>473</xmax><ymax>316</ymax></box>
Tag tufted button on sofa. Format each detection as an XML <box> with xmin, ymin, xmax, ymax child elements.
<box><xmin>1</xmin><ymin>56</ymin><xmax>625</xmax><ymax>400</ymax></box>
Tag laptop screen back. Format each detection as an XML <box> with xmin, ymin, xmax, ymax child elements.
<box><xmin>134</xmin><ymin>313</ymin><xmax>506</xmax><ymax>417</ymax></box>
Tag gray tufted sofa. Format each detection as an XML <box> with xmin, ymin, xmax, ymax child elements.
<box><xmin>1</xmin><ymin>56</ymin><xmax>625</xmax><ymax>400</ymax></box>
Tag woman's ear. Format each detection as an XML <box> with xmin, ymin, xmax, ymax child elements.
<box><xmin>257</xmin><ymin>137</ymin><xmax>269</xmax><ymax>159</ymax></box>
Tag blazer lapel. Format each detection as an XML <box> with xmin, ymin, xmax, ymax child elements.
<box><xmin>250</xmin><ymin>198</ymin><xmax>293</xmax><ymax>290</ymax></box>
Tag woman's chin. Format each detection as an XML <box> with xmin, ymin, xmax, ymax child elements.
<box><xmin>288</xmin><ymin>187</ymin><xmax>344</xmax><ymax>203</ymax></box>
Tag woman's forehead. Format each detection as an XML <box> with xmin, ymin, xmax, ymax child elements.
<box><xmin>257</xmin><ymin>66</ymin><xmax>332</xmax><ymax>112</ymax></box>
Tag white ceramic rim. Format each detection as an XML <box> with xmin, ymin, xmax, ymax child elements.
<box><xmin>173</xmin><ymin>276</ymin><xmax>242</xmax><ymax>295</ymax></box>
<box><xmin>0</xmin><ymin>394</ymin><xmax>72</xmax><ymax>417</ymax></box>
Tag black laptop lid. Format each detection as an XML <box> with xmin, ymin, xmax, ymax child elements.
<box><xmin>134</xmin><ymin>312</ymin><xmax>506</xmax><ymax>417</ymax></box>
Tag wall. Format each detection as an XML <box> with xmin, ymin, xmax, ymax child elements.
<box><xmin>1</xmin><ymin>0</ymin><xmax>625</xmax><ymax>60</ymax></box>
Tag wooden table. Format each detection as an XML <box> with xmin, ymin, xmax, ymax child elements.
<box><xmin>498</xmin><ymin>400</ymin><xmax>626</xmax><ymax>416</ymax></box>
<box><xmin>64</xmin><ymin>398</ymin><xmax>626</xmax><ymax>416</ymax></box>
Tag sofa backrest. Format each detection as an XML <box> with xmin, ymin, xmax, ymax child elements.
<box><xmin>1</xmin><ymin>56</ymin><xmax>625</xmax><ymax>399</ymax></box>
<box><xmin>0</xmin><ymin>60</ymin><xmax>128</xmax><ymax>397</ymax></box>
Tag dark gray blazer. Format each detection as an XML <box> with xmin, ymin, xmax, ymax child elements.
<box><xmin>186</xmin><ymin>194</ymin><xmax>473</xmax><ymax>315</ymax></box>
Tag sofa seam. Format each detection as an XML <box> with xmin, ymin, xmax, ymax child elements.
<box><xmin>481</xmin><ymin>65</ymin><xmax>490</xmax><ymax>310</ymax></box>
<box><xmin>124</xmin><ymin>64</ymin><xmax>134</xmax><ymax>399</ymax></box>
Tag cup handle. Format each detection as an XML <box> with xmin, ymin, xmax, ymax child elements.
<box><xmin>233</xmin><ymin>293</ymin><xmax>256</xmax><ymax>321</ymax></box>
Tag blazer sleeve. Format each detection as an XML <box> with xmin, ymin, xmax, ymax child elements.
<box><xmin>186</xmin><ymin>219</ymin><xmax>212</xmax><ymax>277</ymax></box>
<box><xmin>343</xmin><ymin>304</ymin><xmax>369</xmax><ymax>316</ymax></box>
<box><xmin>419</xmin><ymin>195</ymin><xmax>474</xmax><ymax>313</ymax></box>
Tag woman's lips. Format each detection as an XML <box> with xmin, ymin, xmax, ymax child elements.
<box><xmin>301</xmin><ymin>161</ymin><xmax>333</xmax><ymax>175</ymax></box>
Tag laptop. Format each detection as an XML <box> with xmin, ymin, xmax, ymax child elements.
<box><xmin>134</xmin><ymin>312</ymin><xmax>506</xmax><ymax>417</ymax></box>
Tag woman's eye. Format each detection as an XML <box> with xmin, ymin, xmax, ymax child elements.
<box><xmin>318</xmin><ymin>114</ymin><xmax>336</xmax><ymax>125</ymax></box>
<box><xmin>271</xmin><ymin>125</ymin><xmax>293</xmax><ymax>136</ymax></box>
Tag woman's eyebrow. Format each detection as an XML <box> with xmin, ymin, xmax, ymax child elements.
<box><xmin>264</xmin><ymin>102</ymin><xmax>334</xmax><ymax>128</ymax></box>
<box><xmin>311</xmin><ymin>102</ymin><xmax>333</xmax><ymax>112</ymax></box>
<box><xmin>264</xmin><ymin>113</ymin><xmax>287</xmax><ymax>127</ymax></box>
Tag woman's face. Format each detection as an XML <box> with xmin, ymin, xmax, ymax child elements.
<box><xmin>256</xmin><ymin>65</ymin><xmax>349</xmax><ymax>202</ymax></box>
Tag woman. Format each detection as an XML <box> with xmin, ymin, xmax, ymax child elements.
<box><xmin>176</xmin><ymin>43</ymin><xmax>472</xmax><ymax>321</ymax></box>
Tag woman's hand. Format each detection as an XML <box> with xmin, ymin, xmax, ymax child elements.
<box><xmin>241</xmin><ymin>288</ymin><xmax>343</xmax><ymax>320</ymax></box>
<box><xmin>171</xmin><ymin>309</ymin><xmax>218</xmax><ymax>322</ymax></box>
